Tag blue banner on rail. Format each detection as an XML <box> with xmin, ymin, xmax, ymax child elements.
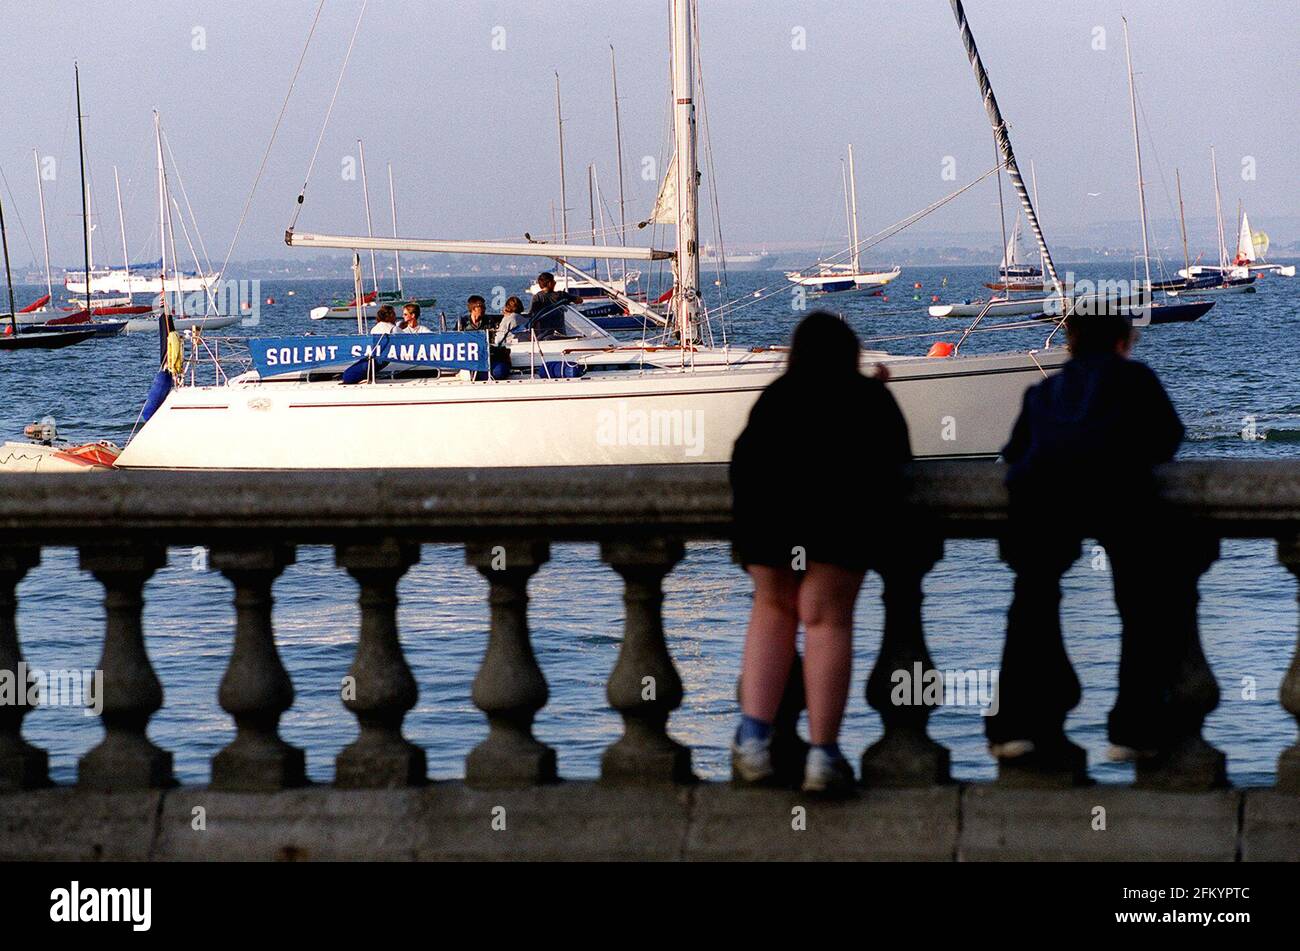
<box><xmin>249</xmin><ymin>332</ymin><xmax>490</xmax><ymax>376</ymax></box>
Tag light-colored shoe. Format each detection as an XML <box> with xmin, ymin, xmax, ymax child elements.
<box><xmin>1105</xmin><ymin>744</ymin><xmax>1157</xmax><ymax>763</ymax></box>
<box><xmin>988</xmin><ymin>739</ymin><xmax>1036</xmax><ymax>761</ymax></box>
<box><xmin>801</xmin><ymin>747</ymin><xmax>855</xmax><ymax>797</ymax></box>
<box><xmin>731</xmin><ymin>736</ymin><xmax>774</xmax><ymax>784</ymax></box>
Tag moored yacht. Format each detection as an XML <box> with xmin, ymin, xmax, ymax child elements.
<box><xmin>114</xmin><ymin>0</ymin><xmax>1073</xmax><ymax>471</ymax></box>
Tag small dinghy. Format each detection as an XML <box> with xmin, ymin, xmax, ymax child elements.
<box><xmin>0</xmin><ymin>418</ymin><xmax>120</xmax><ymax>472</ymax></box>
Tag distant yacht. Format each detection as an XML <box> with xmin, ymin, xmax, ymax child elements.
<box><xmin>785</xmin><ymin>144</ymin><xmax>901</xmax><ymax>297</ymax></box>
<box><xmin>703</xmin><ymin>246</ymin><xmax>776</xmax><ymax>271</ymax></box>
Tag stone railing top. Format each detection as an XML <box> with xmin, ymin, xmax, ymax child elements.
<box><xmin>1</xmin><ymin>460</ymin><xmax>1298</xmax><ymax>545</ymax></box>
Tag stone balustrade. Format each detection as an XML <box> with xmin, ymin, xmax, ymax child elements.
<box><xmin>0</xmin><ymin>461</ymin><xmax>1298</xmax><ymax>861</ymax></box>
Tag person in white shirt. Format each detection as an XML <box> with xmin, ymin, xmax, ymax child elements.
<box><xmin>398</xmin><ymin>302</ymin><xmax>432</xmax><ymax>334</ymax></box>
<box><xmin>371</xmin><ymin>304</ymin><xmax>398</xmax><ymax>336</ymax></box>
<box><xmin>493</xmin><ymin>295</ymin><xmax>526</xmax><ymax>346</ymax></box>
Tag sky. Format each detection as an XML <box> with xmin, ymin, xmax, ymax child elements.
<box><xmin>0</xmin><ymin>0</ymin><xmax>1296</xmax><ymax>271</ymax></box>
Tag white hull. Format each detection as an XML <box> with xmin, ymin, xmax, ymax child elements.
<box><xmin>930</xmin><ymin>297</ymin><xmax>1052</xmax><ymax>318</ymax></box>
<box><xmin>65</xmin><ymin>272</ymin><xmax>218</xmax><ymax>294</ymax></box>
<box><xmin>114</xmin><ymin>347</ymin><xmax>1064</xmax><ymax>469</ymax></box>
<box><xmin>122</xmin><ymin>314</ymin><xmax>239</xmax><ymax>333</ymax></box>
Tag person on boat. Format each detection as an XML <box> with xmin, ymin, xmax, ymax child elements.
<box><xmin>729</xmin><ymin>310</ymin><xmax>910</xmax><ymax>797</ymax></box>
<box><xmin>397</xmin><ymin>302</ymin><xmax>431</xmax><ymax>334</ymax></box>
<box><xmin>371</xmin><ymin>305</ymin><xmax>397</xmax><ymax>336</ymax></box>
<box><xmin>986</xmin><ymin>311</ymin><xmax>1185</xmax><ymax>769</ymax></box>
<box><xmin>493</xmin><ymin>296</ymin><xmax>526</xmax><ymax>345</ymax></box>
<box><xmin>527</xmin><ymin>272</ymin><xmax>575</xmax><ymax>338</ymax></box>
<box><xmin>458</xmin><ymin>296</ymin><xmax>490</xmax><ymax>332</ymax></box>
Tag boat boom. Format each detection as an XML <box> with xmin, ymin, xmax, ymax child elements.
<box><xmin>285</xmin><ymin>230</ymin><xmax>672</xmax><ymax>261</ymax></box>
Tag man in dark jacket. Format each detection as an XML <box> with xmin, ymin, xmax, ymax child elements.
<box><xmin>987</xmin><ymin>312</ymin><xmax>1186</xmax><ymax>770</ymax></box>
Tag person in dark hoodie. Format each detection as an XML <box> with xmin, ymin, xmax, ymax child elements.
<box><xmin>730</xmin><ymin>310</ymin><xmax>911</xmax><ymax>796</ymax></box>
<box><xmin>987</xmin><ymin>310</ymin><xmax>1184</xmax><ymax>767</ymax></box>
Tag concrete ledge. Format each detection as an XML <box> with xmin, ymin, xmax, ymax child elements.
<box><xmin>3</xmin><ymin>784</ymin><xmax>1294</xmax><ymax>861</ymax></box>
<box><xmin>1241</xmin><ymin>790</ymin><xmax>1300</xmax><ymax>861</ymax></box>
<box><xmin>959</xmin><ymin>786</ymin><xmax>1243</xmax><ymax>862</ymax></box>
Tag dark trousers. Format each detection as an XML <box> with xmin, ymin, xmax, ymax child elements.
<box><xmin>985</xmin><ymin>515</ymin><xmax>1179</xmax><ymax>751</ymax></box>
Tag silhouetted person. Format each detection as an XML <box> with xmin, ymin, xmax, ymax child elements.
<box><xmin>730</xmin><ymin>310</ymin><xmax>911</xmax><ymax>797</ymax></box>
<box><xmin>987</xmin><ymin>311</ymin><xmax>1185</xmax><ymax>769</ymax></box>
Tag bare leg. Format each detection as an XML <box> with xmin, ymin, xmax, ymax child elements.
<box><xmin>739</xmin><ymin>565</ymin><xmax>801</xmax><ymax>724</ymax></box>
<box><xmin>799</xmin><ymin>562</ymin><xmax>866</xmax><ymax>745</ymax></box>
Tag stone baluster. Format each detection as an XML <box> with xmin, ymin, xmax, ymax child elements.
<box><xmin>78</xmin><ymin>543</ymin><xmax>173</xmax><ymax>790</ymax></box>
<box><xmin>862</xmin><ymin>535</ymin><xmax>952</xmax><ymax>787</ymax></box>
<box><xmin>334</xmin><ymin>540</ymin><xmax>425</xmax><ymax>787</ymax></box>
<box><xmin>1274</xmin><ymin>536</ymin><xmax>1300</xmax><ymax>792</ymax></box>
<box><xmin>599</xmin><ymin>538</ymin><xmax>693</xmax><ymax>785</ymax></box>
<box><xmin>1135</xmin><ymin>534</ymin><xmax>1226</xmax><ymax>790</ymax></box>
<box><xmin>0</xmin><ymin>548</ymin><xmax>48</xmax><ymax>790</ymax></box>
<box><xmin>210</xmin><ymin>545</ymin><xmax>305</xmax><ymax>791</ymax></box>
<box><xmin>464</xmin><ymin>540</ymin><xmax>556</xmax><ymax>787</ymax></box>
<box><xmin>990</xmin><ymin>536</ymin><xmax>1088</xmax><ymax>787</ymax></box>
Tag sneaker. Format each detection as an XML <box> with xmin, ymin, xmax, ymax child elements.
<box><xmin>801</xmin><ymin>747</ymin><xmax>856</xmax><ymax>797</ymax></box>
<box><xmin>731</xmin><ymin>735</ymin><xmax>774</xmax><ymax>784</ymax></box>
<box><xmin>1105</xmin><ymin>743</ymin><xmax>1158</xmax><ymax>763</ymax></box>
<box><xmin>988</xmin><ymin>739</ymin><xmax>1036</xmax><ymax>761</ymax></box>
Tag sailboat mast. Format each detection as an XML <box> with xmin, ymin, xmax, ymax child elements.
<box><xmin>847</xmin><ymin>144</ymin><xmax>861</xmax><ymax>273</ymax></box>
<box><xmin>588</xmin><ymin>163</ymin><xmax>597</xmax><ymax>274</ymax></box>
<box><xmin>387</xmin><ymin>163</ymin><xmax>402</xmax><ymax>298</ymax></box>
<box><xmin>113</xmin><ymin>165</ymin><xmax>131</xmax><ymax>288</ymax></box>
<box><xmin>840</xmin><ymin>160</ymin><xmax>852</xmax><ymax>267</ymax></box>
<box><xmin>948</xmin><ymin>0</ymin><xmax>1061</xmax><ymax>295</ymax></box>
<box><xmin>555</xmin><ymin>73</ymin><xmax>569</xmax><ymax>243</ymax></box>
<box><xmin>0</xmin><ymin>192</ymin><xmax>17</xmax><ymax>337</ymax></box>
<box><xmin>75</xmin><ymin>64</ymin><xmax>93</xmax><ymax>316</ymax></box>
<box><xmin>610</xmin><ymin>46</ymin><xmax>629</xmax><ymax>274</ymax></box>
<box><xmin>1122</xmin><ymin>19</ymin><xmax>1152</xmax><ymax>290</ymax></box>
<box><xmin>671</xmin><ymin>0</ymin><xmax>701</xmax><ymax>344</ymax></box>
<box><xmin>1176</xmin><ymin>168</ymin><xmax>1190</xmax><ymax>274</ymax></box>
<box><xmin>32</xmin><ymin>149</ymin><xmax>53</xmax><ymax>302</ymax></box>
<box><xmin>154</xmin><ymin>111</ymin><xmax>169</xmax><ymax>324</ymax></box>
<box><xmin>357</xmin><ymin>139</ymin><xmax>379</xmax><ymax>295</ymax></box>
<box><xmin>1211</xmin><ymin>146</ymin><xmax>1226</xmax><ymax>270</ymax></box>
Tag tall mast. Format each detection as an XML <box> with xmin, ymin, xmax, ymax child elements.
<box><xmin>155</xmin><ymin>110</ymin><xmax>169</xmax><ymax>321</ymax></box>
<box><xmin>587</xmin><ymin>163</ymin><xmax>598</xmax><ymax>275</ymax></box>
<box><xmin>0</xmin><ymin>191</ymin><xmax>17</xmax><ymax>337</ymax></box>
<box><xmin>610</xmin><ymin>45</ymin><xmax>629</xmax><ymax>276</ymax></box>
<box><xmin>357</xmin><ymin>139</ymin><xmax>379</xmax><ymax>295</ymax></box>
<box><xmin>75</xmin><ymin>64</ymin><xmax>92</xmax><ymax>315</ymax></box>
<box><xmin>113</xmin><ymin>165</ymin><xmax>131</xmax><ymax>288</ymax></box>
<box><xmin>1211</xmin><ymin>146</ymin><xmax>1226</xmax><ymax>270</ymax></box>
<box><xmin>847</xmin><ymin>144</ymin><xmax>861</xmax><ymax>273</ymax></box>
<box><xmin>32</xmin><ymin>149</ymin><xmax>53</xmax><ymax>302</ymax></box>
<box><xmin>1122</xmin><ymin>17</ymin><xmax>1151</xmax><ymax>290</ymax></box>
<box><xmin>840</xmin><ymin>160</ymin><xmax>852</xmax><ymax>267</ymax></box>
<box><xmin>948</xmin><ymin>0</ymin><xmax>1062</xmax><ymax>295</ymax></box>
<box><xmin>671</xmin><ymin>0</ymin><xmax>701</xmax><ymax>344</ymax></box>
<box><xmin>1176</xmin><ymin>168</ymin><xmax>1190</xmax><ymax>274</ymax></box>
<box><xmin>387</xmin><ymin>163</ymin><xmax>402</xmax><ymax>297</ymax></box>
<box><xmin>555</xmin><ymin>72</ymin><xmax>569</xmax><ymax>243</ymax></box>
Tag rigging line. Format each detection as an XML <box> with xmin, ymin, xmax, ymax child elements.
<box><xmin>993</xmin><ymin>131</ymin><xmax>1009</xmax><ymax>280</ymax></box>
<box><xmin>210</xmin><ymin>0</ymin><xmax>327</xmax><ymax>285</ymax></box>
<box><xmin>691</xmin><ymin>7</ymin><xmax>725</xmax><ymax>343</ymax></box>
<box><xmin>169</xmin><ymin>194</ymin><xmax>219</xmax><ymax>314</ymax></box>
<box><xmin>161</xmin><ymin>129</ymin><xmax>214</xmax><ymax>277</ymax></box>
<box><xmin>289</xmin><ymin>0</ymin><xmax>368</xmax><ymax>232</ymax></box>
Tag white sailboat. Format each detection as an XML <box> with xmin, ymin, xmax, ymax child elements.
<box><xmin>786</xmin><ymin>144</ymin><xmax>901</xmax><ymax>296</ymax></box>
<box><xmin>1231</xmin><ymin>209</ymin><xmax>1294</xmax><ymax>277</ymax></box>
<box><xmin>114</xmin><ymin>0</ymin><xmax>1069</xmax><ymax>471</ymax></box>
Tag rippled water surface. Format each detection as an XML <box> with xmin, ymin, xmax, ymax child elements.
<box><xmin>5</xmin><ymin>264</ymin><xmax>1297</xmax><ymax>785</ymax></box>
